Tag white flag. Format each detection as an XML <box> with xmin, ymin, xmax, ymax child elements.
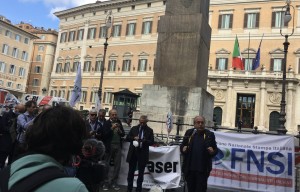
<box><xmin>166</xmin><ymin>111</ymin><xmax>173</xmax><ymax>133</ymax></box>
<box><xmin>95</xmin><ymin>92</ymin><xmax>101</xmax><ymax>112</ymax></box>
<box><xmin>69</xmin><ymin>63</ymin><xmax>82</xmax><ymax>107</ymax></box>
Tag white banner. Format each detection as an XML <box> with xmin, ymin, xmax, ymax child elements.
<box><xmin>117</xmin><ymin>143</ymin><xmax>181</xmax><ymax>189</ymax></box>
<box><xmin>209</xmin><ymin>132</ymin><xmax>295</xmax><ymax>192</ymax></box>
<box><xmin>69</xmin><ymin>63</ymin><xmax>82</xmax><ymax>107</ymax></box>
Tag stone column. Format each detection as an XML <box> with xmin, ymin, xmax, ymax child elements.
<box><xmin>224</xmin><ymin>79</ymin><xmax>232</xmax><ymax>126</ymax></box>
<box><xmin>259</xmin><ymin>81</ymin><xmax>266</xmax><ymax>130</ymax></box>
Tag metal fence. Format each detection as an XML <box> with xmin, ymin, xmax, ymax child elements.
<box><xmin>120</xmin><ymin>116</ymin><xmax>300</xmax><ymax>192</ymax></box>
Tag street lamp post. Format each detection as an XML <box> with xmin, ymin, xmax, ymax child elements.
<box><xmin>277</xmin><ymin>0</ymin><xmax>294</xmax><ymax>134</ymax></box>
<box><xmin>98</xmin><ymin>11</ymin><xmax>113</xmax><ymax>109</ymax></box>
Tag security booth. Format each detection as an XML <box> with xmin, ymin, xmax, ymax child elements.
<box><xmin>112</xmin><ymin>89</ymin><xmax>139</xmax><ymax>122</ymax></box>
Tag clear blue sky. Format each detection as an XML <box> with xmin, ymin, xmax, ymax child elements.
<box><xmin>0</xmin><ymin>0</ymin><xmax>101</xmax><ymax>30</ymax></box>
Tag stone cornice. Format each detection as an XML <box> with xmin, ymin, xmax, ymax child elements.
<box><xmin>54</xmin><ymin>0</ymin><xmax>163</xmax><ymax>18</ymax></box>
<box><xmin>0</xmin><ymin>20</ymin><xmax>39</xmax><ymax>39</ymax></box>
<box><xmin>211</xmin><ymin>0</ymin><xmax>285</xmax><ymax>5</ymax></box>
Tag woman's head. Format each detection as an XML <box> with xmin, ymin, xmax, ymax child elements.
<box><xmin>26</xmin><ymin>106</ymin><xmax>87</xmax><ymax>161</ymax></box>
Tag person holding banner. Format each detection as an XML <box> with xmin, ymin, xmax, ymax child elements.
<box><xmin>126</xmin><ymin>115</ymin><xmax>154</xmax><ymax>192</ymax></box>
<box><xmin>180</xmin><ymin>116</ymin><xmax>218</xmax><ymax>192</ymax></box>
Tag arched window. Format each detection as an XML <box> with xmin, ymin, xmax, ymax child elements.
<box><xmin>213</xmin><ymin>107</ymin><xmax>223</xmax><ymax>125</ymax></box>
<box><xmin>269</xmin><ymin>111</ymin><xmax>280</xmax><ymax>131</ymax></box>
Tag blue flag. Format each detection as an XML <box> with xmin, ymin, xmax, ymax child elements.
<box><xmin>252</xmin><ymin>34</ymin><xmax>264</xmax><ymax>70</ymax></box>
<box><xmin>252</xmin><ymin>47</ymin><xmax>260</xmax><ymax>70</ymax></box>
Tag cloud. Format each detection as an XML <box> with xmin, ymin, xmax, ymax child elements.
<box><xmin>48</xmin><ymin>6</ymin><xmax>67</xmax><ymax>20</ymax></box>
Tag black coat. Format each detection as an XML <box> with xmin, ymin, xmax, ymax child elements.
<box><xmin>180</xmin><ymin>128</ymin><xmax>218</xmax><ymax>176</ymax></box>
<box><xmin>98</xmin><ymin>119</ymin><xmax>125</xmax><ymax>153</ymax></box>
<box><xmin>126</xmin><ymin>124</ymin><xmax>154</xmax><ymax>165</ymax></box>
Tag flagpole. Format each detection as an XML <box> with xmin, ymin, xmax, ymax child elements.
<box><xmin>248</xmin><ymin>32</ymin><xmax>250</xmax><ymax>70</ymax></box>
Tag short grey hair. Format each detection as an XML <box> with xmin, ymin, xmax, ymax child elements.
<box><xmin>193</xmin><ymin>115</ymin><xmax>206</xmax><ymax>124</ymax></box>
<box><xmin>89</xmin><ymin>109</ymin><xmax>97</xmax><ymax>114</ymax></box>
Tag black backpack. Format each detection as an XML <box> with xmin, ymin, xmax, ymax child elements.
<box><xmin>0</xmin><ymin>165</ymin><xmax>68</xmax><ymax>192</ymax></box>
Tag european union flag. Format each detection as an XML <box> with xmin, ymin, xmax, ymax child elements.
<box><xmin>252</xmin><ymin>47</ymin><xmax>260</xmax><ymax>70</ymax></box>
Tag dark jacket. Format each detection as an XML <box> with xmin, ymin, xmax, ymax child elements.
<box><xmin>99</xmin><ymin>119</ymin><xmax>125</xmax><ymax>153</ymax></box>
<box><xmin>125</xmin><ymin>124</ymin><xmax>154</xmax><ymax>165</ymax></box>
<box><xmin>180</xmin><ymin>128</ymin><xmax>218</xmax><ymax>176</ymax></box>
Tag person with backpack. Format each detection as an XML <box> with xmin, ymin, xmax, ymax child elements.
<box><xmin>0</xmin><ymin>106</ymin><xmax>89</xmax><ymax>192</ymax></box>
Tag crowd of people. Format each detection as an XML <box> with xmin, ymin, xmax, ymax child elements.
<box><xmin>0</xmin><ymin>102</ymin><xmax>217</xmax><ymax>192</ymax></box>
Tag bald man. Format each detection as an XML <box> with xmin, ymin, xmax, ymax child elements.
<box><xmin>180</xmin><ymin>116</ymin><xmax>218</xmax><ymax>192</ymax></box>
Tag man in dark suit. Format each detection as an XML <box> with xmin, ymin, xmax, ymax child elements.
<box><xmin>85</xmin><ymin>109</ymin><xmax>98</xmax><ymax>138</ymax></box>
<box><xmin>180</xmin><ymin>115</ymin><xmax>218</xmax><ymax>192</ymax></box>
<box><xmin>126</xmin><ymin>115</ymin><xmax>154</xmax><ymax>192</ymax></box>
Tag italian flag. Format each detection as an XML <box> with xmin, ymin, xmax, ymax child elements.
<box><xmin>232</xmin><ymin>36</ymin><xmax>244</xmax><ymax>70</ymax></box>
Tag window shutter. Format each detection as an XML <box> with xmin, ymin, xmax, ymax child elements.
<box><xmin>149</xmin><ymin>21</ymin><xmax>153</xmax><ymax>34</ymax></box>
<box><xmin>142</xmin><ymin>22</ymin><xmax>145</xmax><ymax>34</ymax></box>
<box><xmin>103</xmin><ymin>92</ymin><xmax>106</xmax><ymax>103</ymax></box>
<box><xmin>271</xmin><ymin>12</ymin><xmax>275</xmax><ymax>27</ymax></box>
<box><xmin>225</xmin><ymin>58</ymin><xmax>228</xmax><ymax>70</ymax></box>
<box><xmin>138</xmin><ymin>59</ymin><xmax>141</xmax><ymax>71</ymax></box>
<box><xmin>270</xmin><ymin>59</ymin><xmax>274</xmax><ymax>71</ymax></box>
<box><xmin>298</xmin><ymin>58</ymin><xmax>300</xmax><ymax>74</ymax></box>
<box><xmin>122</xmin><ymin>60</ymin><xmax>126</xmax><ymax>71</ymax></box>
<box><xmin>108</xmin><ymin>60</ymin><xmax>111</xmax><ymax>71</ymax></box>
<box><xmin>244</xmin><ymin>14</ymin><xmax>248</xmax><ymax>28</ymax></box>
<box><xmin>256</xmin><ymin>13</ymin><xmax>260</xmax><ymax>28</ymax></box>
<box><xmin>145</xmin><ymin>59</ymin><xmax>148</xmax><ymax>71</ymax></box>
<box><xmin>229</xmin><ymin>14</ymin><xmax>233</xmax><ymax>28</ymax></box>
<box><xmin>133</xmin><ymin>23</ymin><xmax>136</xmax><ymax>35</ymax></box>
<box><xmin>118</xmin><ymin>25</ymin><xmax>122</xmax><ymax>36</ymax></box>
<box><xmin>90</xmin><ymin>92</ymin><xmax>93</xmax><ymax>102</ymax></box>
<box><xmin>216</xmin><ymin>58</ymin><xmax>219</xmax><ymax>69</ymax></box>
<box><xmin>126</xmin><ymin>24</ymin><xmax>129</xmax><ymax>35</ymax></box>
<box><xmin>218</xmin><ymin>15</ymin><xmax>222</xmax><ymax>29</ymax></box>
<box><xmin>113</xmin><ymin>61</ymin><xmax>116</xmax><ymax>71</ymax></box>
<box><xmin>128</xmin><ymin>60</ymin><xmax>131</xmax><ymax>70</ymax></box>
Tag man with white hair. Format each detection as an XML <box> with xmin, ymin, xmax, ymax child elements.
<box><xmin>85</xmin><ymin>109</ymin><xmax>98</xmax><ymax>138</ymax></box>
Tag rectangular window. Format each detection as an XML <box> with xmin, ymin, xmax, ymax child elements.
<box><xmin>15</xmin><ymin>34</ymin><xmax>21</xmax><ymax>41</ymax></box>
<box><xmin>270</xmin><ymin>58</ymin><xmax>283</xmax><ymax>71</ymax></box>
<box><xmin>68</xmin><ymin>31</ymin><xmax>75</xmax><ymax>41</ymax></box>
<box><xmin>24</xmin><ymin>38</ymin><xmax>29</xmax><ymax>44</ymax></box>
<box><xmin>298</xmin><ymin>58</ymin><xmax>300</xmax><ymax>74</ymax></box>
<box><xmin>12</xmin><ymin>48</ymin><xmax>18</xmax><ymax>58</ymax></box>
<box><xmin>272</xmin><ymin>11</ymin><xmax>288</xmax><ymax>28</ymax></box>
<box><xmin>2</xmin><ymin>44</ymin><xmax>9</xmax><ymax>54</ymax></box>
<box><xmin>38</xmin><ymin>45</ymin><xmax>44</xmax><ymax>51</ymax></box>
<box><xmin>60</xmin><ymin>32</ymin><xmax>67</xmax><ymax>43</ymax></box>
<box><xmin>0</xmin><ymin>62</ymin><xmax>6</xmax><ymax>72</ymax></box>
<box><xmin>7</xmin><ymin>82</ymin><xmax>13</xmax><ymax>88</ymax></box>
<box><xmin>77</xmin><ymin>29</ymin><xmax>84</xmax><ymax>41</ymax></box>
<box><xmin>9</xmin><ymin>65</ymin><xmax>15</xmax><ymax>74</ymax></box>
<box><xmin>73</xmin><ymin>62</ymin><xmax>79</xmax><ymax>72</ymax></box>
<box><xmin>218</xmin><ymin>14</ymin><xmax>233</xmax><ymax>29</ymax></box>
<box><xmin>90</xmin><ymin>91</ymin><xmax>97</xmax><ymax>103</ymax></box>
<box><xmin>87</xmin><ymin>28</ymin><xmax>96</xmax><ymax>39</ymax></box>
<box><xmin>142</xmin><ymin>21</ymin><xmax>152</xmax><ymax>34</ymax></box>
<box><xmin>95</xmin><ymin>61</ymin><xmax>103</xmax><ymax>72</ymax></box>
<box><xmin>16</xmin><ymin>84</ymin><xmax>22</xmax><ymax>89</ymax></box>
<box><xmin>64</xmin><ymin>62</ymin><xmax>70</xmax><ymax>72</ymax></box>
<box><xmin>244</xmin><ymin>13</ymin><xmax>259</xmax><ymax>29</ymax></box>
<box><xmin>80</xmin><ymin>91</ymin><xmax>87</xmax><ymax>102</ymax></box>
<box><xmin>19</xmin><ymin>67</ymin><xmax>25</xmax><ymax>76</ymax></box>
<box><xmin>21</xmin><ymin>51</ymin><xmax>28</xmax><ymax>61</ymax></box>
<box><xmin>36</xmin><ymin>55</ymin><xmax>42</xmax><ymax>62</ymax></box>
<box><xmin>103</xmin><ymin>91</ymin><xmax>113</xmax><ymax>104</ymax></box>
<box><xmin>138</xmin><ymin>59</ymin><xmax>147</xmax><ymax>71</ymax></box>
<box><xmin>34</xmin><ymin>66</ymin><xmax>41</xmax><ymax>73</ymax></box>
<box><xmin>244</xmin><ymin>58</ymin><xmax>254</xmax><ymax>71</ymax></box>
<box><xmin>83</xmin><ymin>61</ymin><xmax>91</xmax><ymax>72</ymax></box>
<box><xmin>5</xmin><ymin>30</ymin><xmax>11</xmax><ymax>37</ymax></box>
<box><xmin>216</xmin><ymin>58</ymin><xmax>228</xmax><ymax>70</ymax></box>
<box><xmin>122</xmin><ymin>60</ymin><xmax>131</xmax><ymax>71</ymax></box>
<box><xmin>56</xmin><ymin>63</ymin><xmax>62</xmax><ymax>73</ymax></box>
<box><xmin>33</xmin><ymin>79</ymin><xmax>39</xmax><ymax>86</ymax></box>
<box><xmin>99</xmin><ymin>26</ymin><xmax>107</xmax><ymax>38</ymax></box>
<box><xmin>126</xmin><ymin>23</ymin><xmax>136</xmax><ymax>36</ymax></box>
<box><xmin>108</xmin><ymin>60</ymin><xmax>116</xmax><ymax>72</ymax></box>
<box><xmin>113</xmin><ymin>25</ymin><xmax>122</xmax><ymax>37</ymax></box>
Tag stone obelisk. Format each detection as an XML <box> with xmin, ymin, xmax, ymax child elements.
<box><xmin>134</xmin><ymin>0</ymin><xmax>214</xmax><ymax>133</ymax></box>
